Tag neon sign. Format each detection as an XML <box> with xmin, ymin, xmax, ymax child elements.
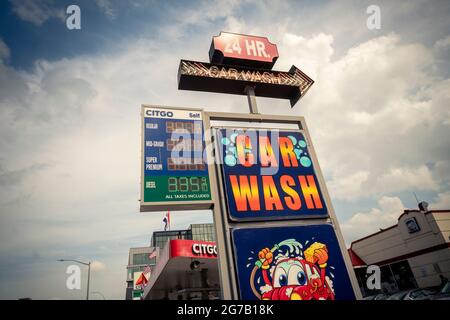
<box><xmin>178</xmin><ymin>60</ymin><xmax>314</xmax><ymax>107</ymax></box>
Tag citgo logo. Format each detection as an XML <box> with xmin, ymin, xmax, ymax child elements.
<box><xmin>145</xmin><ymin>109</ymin><xmax>174</xmax><ymax>117</ymax></box>
<box><xmin>192</xmin><ymin>243</ymin><xmax>218</xmax><ymax>256</ymax></box>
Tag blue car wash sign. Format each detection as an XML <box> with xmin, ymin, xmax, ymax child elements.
<box><xmin>217</xmin><ymin>128</ymin><xmax>328</xmax><ymax>221</ymax></box>
<box><xmin>232</xmin><ymin>224</ymin><xmax>356</xmax><ymax>300</ymax></box>
<box><xmin>140</xmin><ymin>106</ymin><xmax>211</xmax><ymax>212</ymax></box>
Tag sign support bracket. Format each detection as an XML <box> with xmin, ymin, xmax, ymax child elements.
<box><xmin>244</xmin><ymin>86</ymin><xmax>259</xmax><ymax>114</ymax></box>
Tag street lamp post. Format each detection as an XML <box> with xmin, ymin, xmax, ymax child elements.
<box><xmin>58</xmin><ymin>259</ymin><xmax>91</xmax><ymax>300</ymax></box>
<box><xmin>87</xmin><ymin>261</ymin><xmax>91</xmax><ymax>300</ymax></box>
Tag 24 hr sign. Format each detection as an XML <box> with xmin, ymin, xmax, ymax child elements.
<box><xmin>209</xmin><ymin>32</ymin><xmax>279</xmax><ymax>69</ymax></box>
<box><xmin>217</xmin><ymin>128</ymin><xmax>328</xmax><ymax>221</ymax></box>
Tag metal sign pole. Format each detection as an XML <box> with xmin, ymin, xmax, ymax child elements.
<box><xmin>203</xmin><ymin>113</ymin><xmax>238</xmax><ymax>300</ymax></box>
<box><xmin>244</xmin><ymin>86</ymin><xmax>258</xmax><ymax>114</ymax></box>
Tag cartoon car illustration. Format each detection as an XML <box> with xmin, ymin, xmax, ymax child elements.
<box><xmin>249</xmin><ymin>240</ymin><xmax>335</xmax><ymax>300</ymax></box>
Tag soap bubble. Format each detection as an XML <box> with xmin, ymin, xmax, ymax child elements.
<box><xmin>288</xmin><ymin>135</ymin><xmax>297</xmax><ymax>145</ymax></box>
<box><xmin>300</xmin><ymin>156</ymin><xmax>311</xmax><ymax>167</ymax></box>
<box><xmin>224</xmin><ymin>155</ymin><xmax>237</xmax><ymax>166</ymax></box>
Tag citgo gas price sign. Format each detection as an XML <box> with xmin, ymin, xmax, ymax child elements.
<box><xmin>140</xmin><ymin>106</ymin><xmax>211</xmax><ymax>211</ymax></box>
<box><xmin>217</xmin><ymin>128</ymin><xmax>327</xmax><ymax>221</ymax></box>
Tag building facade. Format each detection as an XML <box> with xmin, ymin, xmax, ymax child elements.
<box><xmin>150</xmin><ymin>223</ymin><xmax>216</xmax><ymax>249</ymax></box>
<box><xmin>190</xmin><ymin>223</ymin><xmax>216</xmax><ymax>242</ymax></box>
<box><xmin>127</xmin><ymin>223</ymin><xmax>218</xmax><ymax>300</ymax></box>
<box><xmin>349</xmin><ymin>209</ymin><xmax>450</xmax><ymax>296</ymax></box>
<box><xmin>125</xmin><ymin>246</ymin><xmax>158</xmax><ymax>300</ymax></box>
<box><xmin>143</xmin><ymin>238</ymin><xmax>220</xmax><ymax>300</ymax></box>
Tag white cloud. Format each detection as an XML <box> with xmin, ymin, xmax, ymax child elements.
<box><xmin>431</xmin><ymin>191</ymin><xmax>450</xmax><ymax>210</ymax></box>
<box><xmin>372</xmin><ymin>166</ymin><xmax>438</xmax><ymax>193</ymax></box>
<box><xmin>329</xmin><ymin>166</ymin><xmax>440</xmax><ymax>201</ymax></box>
<box><xmin>434</xmin><ymin>35</ymin><xmax>450</xmax><ymax>51</ymax></box>
<box><xmin>276</xmin><ymin>32</ymin><xmax>449</xmax><ymax>203</ymax></box>
<box><xmin>432</xmin><ymin>161</ymin><xmax>450</xmax><ymax>185</ymax></box>
<box><xmin>0</xmin><ymin>39</ymin><xmax>10</xmax><ymax>62</ymax></box>
<box><xmin>10</xmin><ymin>0</ymin><xmax>65</xmax><ymax>26</ymax></box>
<box><xmin>341</xmin><ymin>196</ymin><xmax>405</xmax><ymax>243</ymax></box>
<box><xmin>327</xmin><ymin>171</ymin><xmax>369</xmax><ymax>201</ymax></box>
<box><xmin>94</xmin><ymin>0</ymin><xmax>116</xmax><ymax>20</ymax></box>
<box><xmin>279</xmin><ymin>33</ymin><xmax>334</xmax><ymax>78</ymax></box>
<box><xmin>91</xmin><ymin>261</ymin><xmax>106</xmax><ymax>271</ymax></box>
<box><xmin>175</xmin><ymin>0</ymin><xmax>241</xmax><ymax>26</ymax></box>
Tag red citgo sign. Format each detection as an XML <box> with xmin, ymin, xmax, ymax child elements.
<box><xmin>170</xmin><ymin>239</ymin><xmax>217</xmax><ymax>259</ymax></box>
<box><xmin>209</xmin><ymin>32</ymin><xmax>279</xmax><ymax>69</ymax></box>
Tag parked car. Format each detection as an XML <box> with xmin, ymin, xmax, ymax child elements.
<box><xmin>363</xmin><ymin>293</ymin><xmax>390</xmax><ymax>300</ymax></box>
<box><xmin>431</xmin><ymin>282</ymin><xmax>450</xmax><ymax>300</ymax></box>
<box><xmin>374</xmin><ymin>293</ymin><xmax>390</xmax><ymax>300</ymax></box>
<box><xmin>387</xmin><ymin>290</ymin><xmax>410</xmax><ymax>300</ymax></box>
<box><xmin>403</xmin><ymin>287</ymin><xmax>439</xmax><ymax>300</ymax></box>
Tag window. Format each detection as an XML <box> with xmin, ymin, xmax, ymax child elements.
<box><xmin>191</xmin><ymin>223</ymin><xmax>216</xmax><ymax>242</ymax></box>
<box><xmin>133</xmin><ymin>253</ymin><xmax>155</xmax><ymax>266</ymax></box>
<box><xmin>405</xmin><ymin>217</ymin><xmax>420</xmax><ymax>234</ymax></box>
<box><xmin>389</xmin><ymin>260</ymin><xmax>417</xmax><ymax>291</ymax></box>
<box><xmin>152</xmin><ymin>230</ymin><xmax>193</xmax><ymax>249</ymax></box>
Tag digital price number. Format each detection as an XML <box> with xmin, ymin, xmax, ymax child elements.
<box><xmin>166</xmin><ymin>121</ymin><xmax>202</xmax><ymax>134</ymax></box>
<box><xmin>168</xmin><ymin>176</ymin><xmax>209</xmax><ymax>192</ymax></box>
<box><xmin>166</xmin><ymin>120</ymin><xmax>204</xmax><ymax>170</ymax></box>
<box><xmin>168</xmin><ymin>158</ymin><xmax>205</xmax><ymax>171</ymax></box>
<box><xmin>166</xmin><ymin>138</ymin><xmax>203</xmax><ymax>152</ymax></box>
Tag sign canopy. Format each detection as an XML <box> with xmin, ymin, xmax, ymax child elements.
<box><xmin>209</xmin><ymin>32</ymin><xmax>279</xmax><ymax>69</ymax></box>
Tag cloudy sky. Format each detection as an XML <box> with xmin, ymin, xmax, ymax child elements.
<box><xmin>0</xmin><ymin>0</ymin><xmax>449</xmax><ymax>300</ymax></box>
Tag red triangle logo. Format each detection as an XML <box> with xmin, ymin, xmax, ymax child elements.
<box><xmin>135</xmin><ymin>273</ymin><xmax>148</xmax><ymax>286</ymax></box>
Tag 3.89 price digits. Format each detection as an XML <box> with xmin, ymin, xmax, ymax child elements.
<box><xmin>168</xmin><ymin>177</ymin><xmax>208</xmax><ymax>192</ymax></box>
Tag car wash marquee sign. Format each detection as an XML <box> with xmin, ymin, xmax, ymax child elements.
<box><xmin>141</xmin><ymin>31</ymin><xmax>360</xmax><ymax>300</ymax></box>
